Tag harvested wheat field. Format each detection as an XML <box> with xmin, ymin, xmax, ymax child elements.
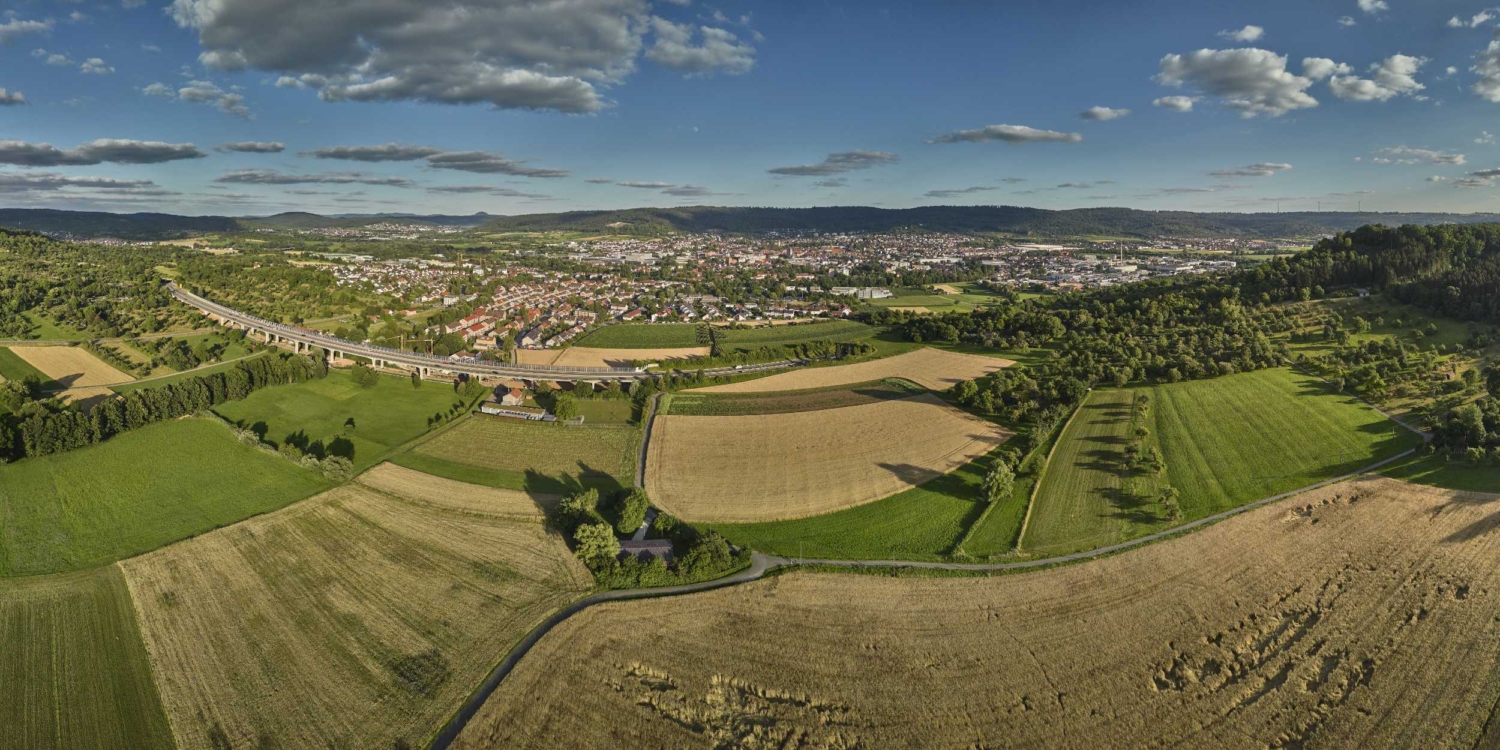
<box><xmin>696</xmin><ymin>348</ymin><xmax>1011</xmax><ymax>394</ymax></box>
<box><xmin>888</xmin><ymin>306</ymin><xmax>935</xmax><ymax>314</ymax></box>
<box><xmin>932</xmin><ymin>283</ymin><xmax>963</xmax><ymax>294</ymax></box>
<box><xmin>10</xmin><ymin>346</ymin><xmax>129</xmax><ymax>387</ymax></box>
<box><xmin>356</xmin><ymin>461</ymin><xmax>557</xmax><ymax>518</ymax></box>
<box><xmin>516</xmin><ymin>346</ymin><xmax>709</xmax><ymax>368</ymax></box>
<box><xmin>120</xmin><ymin>483</ymin><xmax>592</xmax><ymax>750</ymax></box>
<box><xmin>456</xmin><ymin>477</ymin><xmax>1500</xmax><ymax>749</ymax></box>
<box><xmin>646</xmin><ymin>394</ymin><xmax>1008</xmax><ymax>522</ymax></box>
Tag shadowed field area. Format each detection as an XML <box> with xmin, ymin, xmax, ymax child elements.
<box><xmin>454</xmin><ymin>477</ymin><xmax>1500</xmax><ymax>749</ymax></box>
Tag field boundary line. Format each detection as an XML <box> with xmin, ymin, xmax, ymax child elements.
<box><xmin>1014</xmin><ymin>398</ymin><xmax>1084</xmax><ymax>552</ymax></box>
<box><xmin>635</xmin><ymin>392</ymin><xmax>662</xmax><ymax>490</ymax></box>
<box><xmin>426</xmin><ymin>446</ymin><xmax>1418</xmax><ymax>749</ymax></box>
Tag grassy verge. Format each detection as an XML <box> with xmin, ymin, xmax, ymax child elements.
<box><xmin>0</xmin><ymin>346</ymin><xmax>54</xmax><ymax>385</ymax></box>
<box><xmin>1381</xmin><ymin>453</ymin><xmax>1500</xmax><ymax>493</ymax></box>
<box><xmin>665</xmin><ymin>379</ymin><xmax>925</xmax><ymax>416</ymax></box>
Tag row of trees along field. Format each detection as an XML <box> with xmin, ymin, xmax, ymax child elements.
<box><xmin>0</xmin><ymin>231</ymin><xmax>196</xmax><ymax>339</ymax></box>
<box><xmin>0</xmin><ymin>352</ymin><xmax>328</xmax><ymax>462</ymax></box>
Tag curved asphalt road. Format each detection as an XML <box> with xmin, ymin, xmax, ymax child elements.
<box><xmin>426</xmin><ymin>445</ymin><xmax>1421</xmax><ymax>749</ymax></box>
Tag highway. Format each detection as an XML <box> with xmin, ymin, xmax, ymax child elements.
<box><xmin>167</xmin><ymin>282</ymin><xmax>805</xmax><ymax>383</ymax></box>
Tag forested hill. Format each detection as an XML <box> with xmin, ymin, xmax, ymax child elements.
<box><xmin>0</xmin><ymin>209</ymin><xmax>240</xmax><ymax>240</ymax></box>
<box><xmin>1237</xmin><ymin>223</ymin><xmax>1500</xmax><ymax>323</ymax></box>
<box><xmin>476</xmin><ymin>206</ymin><xmax>1500</xmax><ymax>238</ymax></box>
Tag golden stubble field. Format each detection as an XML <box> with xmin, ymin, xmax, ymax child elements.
<box><xmin>10</xmin><ymin>345</ymin><xmax>130</xmax><ymax>386</ymax></box>
<box><xmin>120</xmin><ymin>481</ymin><xmax>593</xmax><ymax>750</ymax></box>
<box><xmin>356</xmin><ymin>462</ymin><xmax>557</xmax><ymax>518</ymax></box>
<box><xmin>645</xmin><ymin>394</ymin><xmax>1010</xmax><ymax>522</ymax></box>
<box><xmin>695</xmin><ymin>348</ymin><xmax>1011</xmax><ymax>393</ymax></box>
<box><xmin>455</xmin><ymin>477</ymin><xmax>1500</xmax><ymax>750</ymax></box>
<box><xmin>516</xmin><ymin>346</ymin><xmax>710</xmax><ymax>368</ymax></box>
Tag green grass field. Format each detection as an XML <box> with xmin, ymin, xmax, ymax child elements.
<box><xmin>0</xmin><ymin>567</ymin><xmax>175</xmax><ymax>750</ymax></box>
<box><xmin>573</xmin><ymin>323</ymin><xmax>700</xmax><ymax>348</ymax></box>
<box><xmin>1021</xmin><ymin>368</ymin><xmax>1423</xmax><ymax>556</ymax></box>
<box><xmin>22</xmin><ymin>312</ymin><xmax>88</xmax><ymax>341</ymax></box>
<box><xmin>0</xmin><ymin>346</ymin><xmax>52</xmax><ymax>384</ymax></box>
<box><xmin>574</xmin><ymin>398</ymin><xmax>634</xmax><ymax>424</ymax></box>
<box><xmin>0</xmin><ymin>418</ymin><xmax>331</xmax><ymax>577</ymax></box>
<box><xmin>712</xmin><ymin>443</ymin><xmax>1021</xmax><ymax>561</ymax></box>
<box><xmin>212</xmin><ymin>369</ymin><xmax>470</xmax><ymax>471</ymax></box>
<box><xmin>665</xmin><ymin>379</ymin><xmax>925</xmax><ymax>416</ymax></box>
<box><xmin>719</xmin><ymin>320</ymin><xmax>874</xmax><ymax>347</ymax></box>
<box><xmin>399</xmin><ymin>414</ymin><xmax>640</xmax><ymax>494</ymax></box>
<box><xmin>863</xmin><ymin>286</ymin><xmax>1010</xmax><ymax>313</ymax></box>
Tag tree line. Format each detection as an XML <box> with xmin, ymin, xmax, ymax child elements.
<box><xmin>0</xmin><ymin>351</ymin><xmax>328</xmax><ymax>462</ymax></box>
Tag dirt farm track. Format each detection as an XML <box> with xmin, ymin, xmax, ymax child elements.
<box><xmin>453</xmin><ymin>476</ymin><xmax>1500</xmax><ymax>749</ymax></box>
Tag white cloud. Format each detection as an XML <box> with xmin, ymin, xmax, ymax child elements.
<box><xmin>1327</xmin><ymin>54</ymin><xmax>1427</xmax><ymax>101</ymax></box>
<box><xmin>170</xmin><ymin>0</ymin><xmax>657</xmax><ymax>113</ymax></box>
<box><xmin>1448</xmin><ymin>10</ymin><xmax>1495</xmax><ymax>28</ymax></box>
<box><xmin>1156</xmin><ymin>48</ymin><xmax>1317</xmax><ymax>117</ymax></box>
<box><xmin>0</xmin><ymin>19</ymin><xmax>53</xmax><ymax>45</ymax></box>
<box><xmin>302</xmin><ymin>143</ymin><xmax>566</xmax><ymax>177</ymax></box>
<box><xmin>1479</xmin><ymin>131</ymin><xmax>1496</xmax><ymax>144</ymax></box>
<box><xmin>1428</xmin><ymin>175</ymin><xmax>1448</xmax><ymax>182</ymax></box>
<box><xmin>1454</xmin><ymin>170</ymin><xmax>1499</xmax><ymax>188</ymax></box>
<box><xmin>645</xmin><ymin>18</ymin><xmax>755</xmax><ymax>76</ymax></box>
<box><xmin>924</xmin><ymin>186</ymin><xmax>999</xmax><ymax>199</ymax></box>
<box><xmin>141</xmin><ymin>44</ymin><xmax>161</xmax><ymax>53</ymax></box>
<box><xmin>1358</xmin><ymin>0</ymin><xmax>1388</xmax><ymax>15</ymax></box>
<box><xmin>0</xmin><ymin>139</ymin><xmax>206</xmax><ymax>166</ymax></box>
<box><xmin>79</xmin><ymin>57</ymin><xmax>114</xmax><ymax>75</ymax></box>
<box><xmin>1208</xmin><ymin>162</ymin><xmax>1294</xmax><ymax>178</ymax></box>
<box><xmin>1217</xmin><ymin>25</ymin><xmax>1264</xmax><ymax>42</ymax></box>
<box><xmin>0</xmin><ymin>171</ymin><xmax>160</xmax><ymax>194</ymax></box>
<box><xmin>1374</xmin><ymin>145</ymin><xmax>1466</xmax><ymax>164</ymax></box>
<box><xmin>1337</xmin><ymin>16</ymin><xmax>1357</xmax><ymax>27</ymax></box>
<box><xmin>214</xmin><ymin>169</ymin><xmax>416</xmax><ymax>187</ymax></box>
<box><xmin>928</xmin><ymin>124</ymin><xmax>1084</xmax><ymax>144</ymax></box>
<box><xmin>31</xmin><ymin>49</ymin><xmax>73</xmax><ymax>66</ymax></box>
<box><xmin>1080</xmin><ymin>105</ymin><xmax>1130</xmax><ymax>121</ymax></box>
<box><xmin>0</xmin><ymin>89</ymin><xmax>26</xmax><ymax>106</ymax></box>
<box><xmin>303</xmin><ymin>143</ymin><xmax>444</xmax><ymax>161</ymax></box>
<box><xmin>217</xmin><ymin>141</ymin><xmax>285</xmax><ymax>153</ymax></box>
<box><xmin>1152</xmin><ymin>95</ymin><xmax>1198</xmax><ymax>112</ymax></box>
<box><xmin>1473</xmin><ymin>40</ymin><xmax>1500</xmax><ymax>101</ymax></box>
<box><xmin>1302</xmin><ymin>57</ymin><xmax>1352</xmax><ymax>81</ymax></box>
<box><xmin>143</xmin><ymin>79</ymin><xmax>251</xmax><ymax>118</ymax></box>
<box><xmin>768</xmin><ymin>150</ymin><xmax>901</xmax><ymax>175</ymax></box>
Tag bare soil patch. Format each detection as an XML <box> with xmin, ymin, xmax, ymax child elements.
<box><xmin>456</xmin><ymin>477</ymin><xmax>1500</xmax><ymax>750</ymax></box>
<box><xmin>645</xmin><ymin>394</ymin><xmax>1009</xmax><ymax>522</ymax></box>
<box><xmin>11</xmin><ymin>345</ymin><xmax>131</xmax><ymax>387</ymax></box>
<box><xmin>121</xmin><ymin>483</ymin><xmax>591</xmax><ymax>750</ymax></box>
<box><xmin>696</xmin><ymin>348</ymin><xmax>1011</xmax><ymax>394</ymax></box>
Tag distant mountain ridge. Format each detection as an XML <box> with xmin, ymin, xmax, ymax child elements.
<box><xmin>4</xmin><ymin>205</ymin><xmax>1500</xmax><ymax>240</ymax></box>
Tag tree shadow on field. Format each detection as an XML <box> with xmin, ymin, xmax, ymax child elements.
<box><xmin>1437</xmin><ymin>493</ymin><xmax>1500</xmax><ymax>544</ymax></box>
<box><xmin>1103</xmin><ymin>487</ymin><xmax>1160</xmax><ymax>524</ymax></box>
<box><xmin>249</xmin><ymin>421</ymin><xmax>268</xmax><ymax>440</ymax></box>
<box><xmin>878</xmin><ymin>462</ymin><xmax>944</xmax><ymax>487</ymax></box>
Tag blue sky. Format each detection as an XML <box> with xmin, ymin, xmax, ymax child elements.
<box><xmin>3</xmin><ymin>0</ymin><xmax>1500</xmax><ymax>216</ymax></box>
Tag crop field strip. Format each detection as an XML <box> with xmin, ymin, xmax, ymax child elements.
<box><xmin>0</xmin><ymin>346</ymin><xmax>52</xmax><ymax>384</ymax></box>
<box><xmin>664</xmin><ymin>378</ymin><xmax>925</xmax><ymax>417</ymax></box>
<box><xmin>694</xmin><ymin>347</ymin><xmax>1011</xmax><ymax>393</ymax></box>
<box><xmin>121</xmin><ymin>482</ymin><xmax>593</xmax><ymax>750</ymax></box>
<box><xmin>9</xmin><ymin>345</ymin><xmax>131</xmax><ymax>387</ymax></box>
<box><xmin>646</xmin><ymin>393</ymin><xmax>1011</xmax><ymax>523</ymax></box>
<box><xmin>1021</xmin><ymin>367</ymin><xmax>1423</xmax><ymax>556</ymax></box>
<box><xmin>0</xmin><ymin>567</ymin><xmax>175</xmax><ymax>750</ymax></box>
<box><xmin>406</xmin><ymin>414</ymin><xmax>640</xmax><ymax>493</ymax></box>
<box><xmin>575</xmin><ymin>319</ymin><xmax>874</xmax><ymax>349</ymax></box>
<box><xmin>0</xmin><ymin>417</ymin><xmax>332</xmax><ymax>577</ymax></box>
<box><xmin>515</xmin><ymin>346</ymin><xmax>709</xmax><ymax>367</ymax></box>
<box><xmin>356</xmin><ymin>462</ymin><xmax>558</xmax><ymax>519</ymax></box>
<box><xmin>454</xmin><ymin>477</ymin><xmax>1500</xmax><ymax>750</ymax></box>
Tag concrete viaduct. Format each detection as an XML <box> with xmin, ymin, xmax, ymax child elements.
<box><xmin>166</xmin><ymin>282</ymin><xmax>652</xmax><ymax>384</ymax></box>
